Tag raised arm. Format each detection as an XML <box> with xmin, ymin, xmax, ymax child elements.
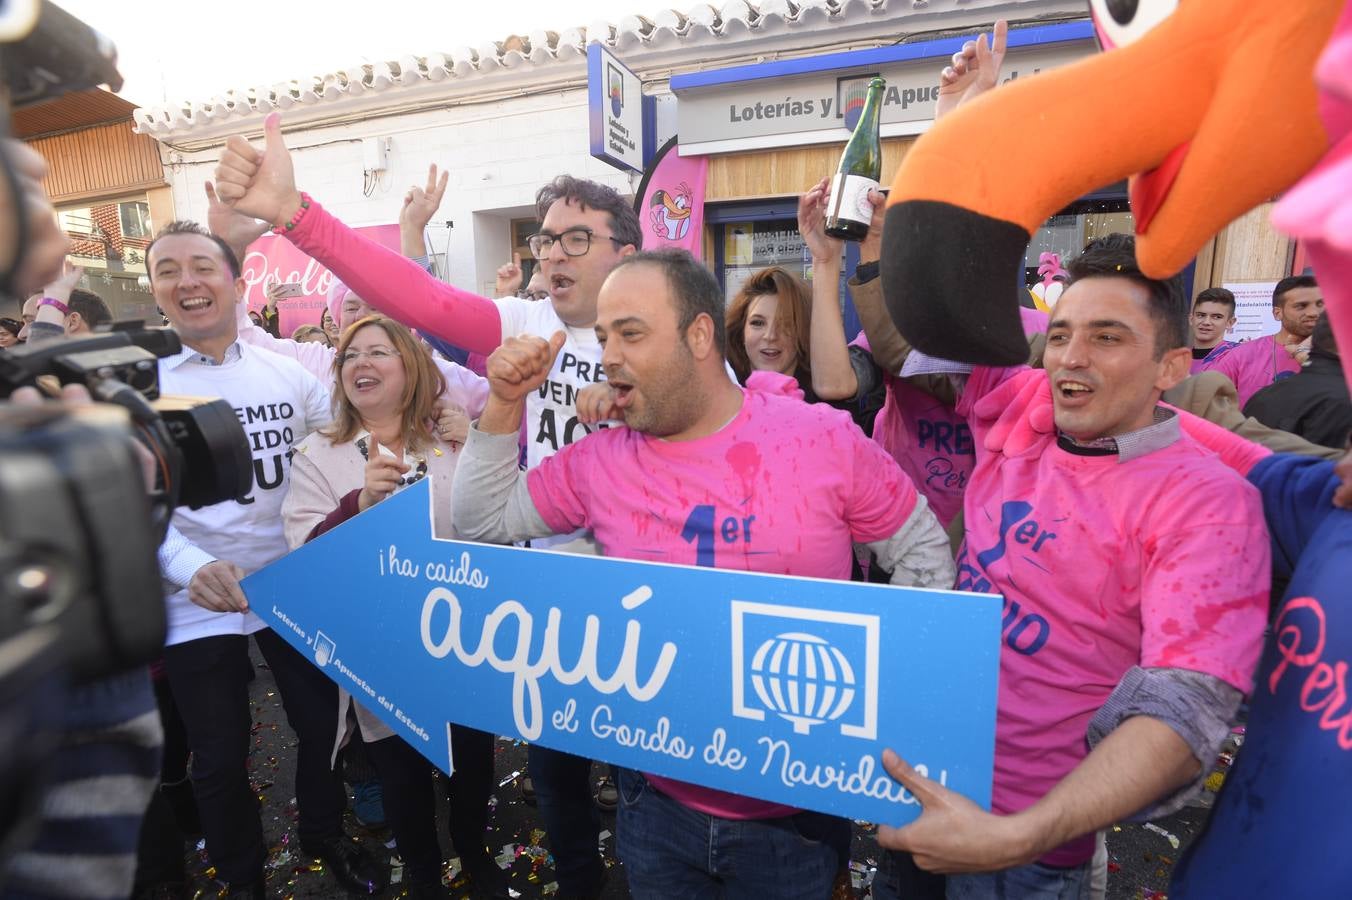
<box><xmin>213</xmin><ymin>114</ymin><xmax>503</xmax><ymax>354</ymax></box>
<box><xmin>799</xmin><ymin>178</ymin><xmax>857</xmax><ymax>400</ymax></box>
<box><xmin>934</xmin><ymin>19</ymin><xmax>1008</xmax><ymax>122</ymax></box>
<box><xmin>399</xmin><ymin>163</ymin><xmax>448</xmax><ymax>259</ymax></box>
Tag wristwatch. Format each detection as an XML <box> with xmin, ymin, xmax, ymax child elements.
<box><xmin>39</xmin><ymin>297</ymin><xmax>70</xmax><ymax>315</ymax></box>
<box><xmin>854</xmin><ymin>260</ymin><xmax>880</xmax><ymax>284</ymax></box>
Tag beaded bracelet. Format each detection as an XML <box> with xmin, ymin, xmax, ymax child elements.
<box><xmin>271</xmin><ymin>192</ymin><xmax>313</xmax><ymax>234</ymax></box>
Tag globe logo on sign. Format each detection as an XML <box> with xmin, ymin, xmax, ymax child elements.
<box><xmin>749</xmin><ymin>631</ymin><xmax>856</xmax><ymax>735</ymax></box>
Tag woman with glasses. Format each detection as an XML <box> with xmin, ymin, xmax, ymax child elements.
<box><xmin>282</xmin><ymin>315</ymin><xmax>506</xmax><ymax>899</ymax></box>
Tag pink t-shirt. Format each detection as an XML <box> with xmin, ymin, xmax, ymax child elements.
<box><xmin>954</xmin><ymin>366</ymin><xmax>1269</xmax><ymax>866</ymax></box>
<box><xmin>526</xmin><ymin>372</ymin><xmax>918</xmax><ymax>819</ymax></box>
<box><xmin>860</xmin><ymin>307</ymin><xmax>1049</xmax><ymax>527</ymax></box>
<box><xmin>1208</xmin><ymin>333</ymin><xmax>1301</xmax><ymax>407</ymax></box>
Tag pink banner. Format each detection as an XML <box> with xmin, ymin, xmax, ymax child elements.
<box><xmin>239</xmin><ymin>224</ymin><xmax>401</xmax><ymax>337</ymax></box>
<box><xmin>636</xmin><ymin>139</ymin><xmax>708</xmax><ymax>259</ymax></box>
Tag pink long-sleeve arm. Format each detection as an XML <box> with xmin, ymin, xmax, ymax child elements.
<box><xmin>287</xmin><ymin>199</ymin><xmax>503</xmax><ymax>354</ymax></box>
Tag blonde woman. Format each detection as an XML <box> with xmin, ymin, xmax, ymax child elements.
<box><xmin>283</xmin><ymin>315</ymin><xmax>505</xmax><ymax>898</ymax></box>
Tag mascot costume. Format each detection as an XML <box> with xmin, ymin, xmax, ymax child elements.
<box><xmin>881</xmin><ymin>0</ymin><xmax>1348</xmax><ymax>366</ymax></box>
<box><xmin>877</xmin><ymin>1</ymin><xmax>1352</xmax><ymax>893</ymax></box>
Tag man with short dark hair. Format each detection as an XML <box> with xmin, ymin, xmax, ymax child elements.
<box><xmin>1211</xmin><ymin>275</ymin><xmax>1324</xmax><ymax>406</ymax></box>
<box><xmin>1245</xmin><ymin>313</ymin><xmax>1352</xmax><ymax>448</ymax></box>
<box><xmin>146</xmin><ymin>221</ymin><xmax>383</xmax><ymax>898</ymax></box>
<box><xmin>450</xmin><ymin>248</ymin><xmax>954</xmax><ymax>899</ymax></box>
<box><xmin>1189</xmin><ymin>287</ymin><xmax>1238</xmax><ymax>373</ymax></box>
<box><xmin>66</xmin><ymin>288</ymin><xmax>112</xmax><ymax>334</ymax></box>
<box><xmin>872</xmin><ymin>234</ymin><xmax>1269</xmax><ymax>897</ymax></box>
<box><xmin>25</xmin><ymin>278</ymin><xmax>113</xmax><ymax>340</ymax></box>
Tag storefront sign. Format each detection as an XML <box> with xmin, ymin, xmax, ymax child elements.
<box><xmin>1223</xmin><ymin>281</ymin><xmax>1282</xmax><ymax>342</ymax></box>
<box><xmin>239</xmin><ymin>224</ymin><xmax>400</xmax><ymax>336</ymax></box>
<box><xmin>243</xmin><ymin>480</ymin><xmax>1001</xmax><ymax>825</ymax></box>
<box><xmin>588</xmin><ymin>44</ymin><xmax>654</xmax><ymax>173</ymax></box>
<box><xmin>673</xmin><ymin>22</ymin><xmax>1096</xmax><ymax>155</ymax></box>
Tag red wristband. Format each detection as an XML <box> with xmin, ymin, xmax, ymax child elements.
<box><xmin>271</xmin><ymin>192</ymin><xmax>313</xmax><ymax>234</ymax></box>
<box><xmin>39</xmin><ymin>297</ymin><xmax>70</xmax><ymax>315</ymax></box>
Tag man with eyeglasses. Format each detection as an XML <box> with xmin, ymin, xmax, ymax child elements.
<box><xmin>214</xmin><ymin>114</ymin><xmax>641</xmax><ymax>899</ymax></box>
<box><xmin>518</xmin><ymin>269</ymin><xmax>551</xmax><ymax>302</ymax></box>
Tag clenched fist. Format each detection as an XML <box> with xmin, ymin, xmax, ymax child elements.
<box><xmin>486</xmin><ymin>331</ymin><xmax>567</xmax><ymax>404</ymax></box>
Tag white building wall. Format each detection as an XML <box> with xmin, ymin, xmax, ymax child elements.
<box><xmin>163</xmin><ymin>86</ymin><xmax>657</xmax><ymax>294</ymax></box>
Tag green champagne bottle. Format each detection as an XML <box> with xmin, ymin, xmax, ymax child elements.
<box><xmin>824</xmin><ymin>77</ymin><xmax>886</xmax><ymax>241</ymax></box>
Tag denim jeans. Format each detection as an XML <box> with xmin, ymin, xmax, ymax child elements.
<box><xmin>615</xmin><ymin>768</ymin><xmax>845</xmax><ymax>899</ymax></box>
<box><xmin>527</xmin><ymin>743</ymin><xmax>605</xmax><ymax>895</ymax></box>
<box><xmin>945</xmin><ymin>860</ymin><xmax>1094</xmax><ymax>900</ymax></box>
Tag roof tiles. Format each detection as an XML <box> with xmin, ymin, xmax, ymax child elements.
<box><xmin>133</xmin><ymin>0</ymin><xmax>1072</xmax><ymax>140</ymax></box>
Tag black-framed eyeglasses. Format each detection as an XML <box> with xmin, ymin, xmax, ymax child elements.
<box><xmin>527</xmin><ymin>228</ymin><xmax>626</xmax><ymax>259</ymax></box>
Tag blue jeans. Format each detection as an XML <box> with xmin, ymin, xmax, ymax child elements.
<box><xmin>945</xmin><ymin>861</ymin><xmax>1094</xmax><ymax>899</ymax></box>
<box><xmin>615</xmin><ymin>768</ymin><xmax>845</xmax><ymax>899</ymax></box>
<box><xmin>527</xmin><ymin>743</ymin><xmax>605</xmax><ymax>895</ymax></box>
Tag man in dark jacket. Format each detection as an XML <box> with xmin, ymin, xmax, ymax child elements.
<box><xmin>1245</xmin><ymin>314</ymin><xmax>1352</xmax><ymax>449</ymax></box>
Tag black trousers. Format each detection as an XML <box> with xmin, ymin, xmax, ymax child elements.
<box><xmin>132</xmin><ymin>674</ymin><xmax>192</xmax><ymax>890</ymax></box>
<box><xmin>365</xmin><ymin>725</ymin><xmax>497</xmax><ymax>886</ymax></box>
<box><xmin>162</xmin><ymin>630</ymin><xmax>346</xmax><ymax>885</ymax></box>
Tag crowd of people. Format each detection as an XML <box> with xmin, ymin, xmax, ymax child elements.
<box><xmin>2</xmin><ymin>18</ymin><xmax>1349</xmax><ymax>900</ymax></box>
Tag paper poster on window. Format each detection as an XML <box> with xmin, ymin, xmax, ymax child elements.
<box><xmin>1221</xmin><ymin>281</ymin><xmax>1280</xmax><ymax>342</ymax></box>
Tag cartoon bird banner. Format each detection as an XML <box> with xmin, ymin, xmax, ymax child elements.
<box><xmin>635</xmin><ymin>136</ymin><xmax>709</xmax><ymax>259</ymax></box>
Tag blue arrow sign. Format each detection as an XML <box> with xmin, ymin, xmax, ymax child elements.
<box><xmin>243</xmin><ymin>479</ymin><xmax>1000</xmax><ymax>825</ymax></box>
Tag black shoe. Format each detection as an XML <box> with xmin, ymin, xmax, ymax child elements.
<box><xmin>302</xmin><ymin>834</ymin><xmax>388</xmax><ymax>895</ymax></box>
<box><xmin>593</xmin><ymin>775</ymin><xmax>618</xmax><ymax>813</ymax></box>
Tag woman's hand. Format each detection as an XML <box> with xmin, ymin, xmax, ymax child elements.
<box><xmin>434</xmin><ymin>401</ymin><xmax>470</xmax><ymax>448</ymax></box>
<box><xmin>798</xmin><ymin>177</ymin><xmax>843</xmax><ymax>265</ymax></box>
<box><xmin>358</xmin><ymin>437</ymin><xmax>410</xmax><ymax>511</ymax></box>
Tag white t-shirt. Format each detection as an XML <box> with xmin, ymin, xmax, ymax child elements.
<box><xmin>158</xmin><ymin>341</ymin><xmax>332</xmax><ymax>646</ymax></box>
<box><xmin>496</xmin><ymin>297</ymin><xmax>616</xmax><ymax>553</ymax></box>
<box><xmin>496</xmin><ymin>296</ymin><xmax>613</xmax><ymax>469</ymax></box>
